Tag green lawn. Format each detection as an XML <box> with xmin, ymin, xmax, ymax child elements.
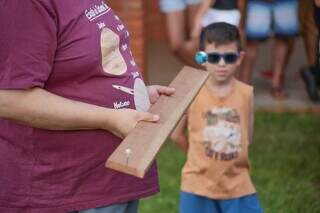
<box><xmin>140</xmin><ymin>112</ymin><xmax>320</xmax><ymax>213</ymax></box>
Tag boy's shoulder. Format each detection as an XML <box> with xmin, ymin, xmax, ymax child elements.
<box><xmin>234</xmin><ymin>79</ymin><xmax>253</xmax><ymax>97</ymax></box>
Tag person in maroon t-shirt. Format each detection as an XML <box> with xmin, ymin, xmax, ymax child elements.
<box><xmin>0</xmin><ymin>1</ymin><xmax>174</xmax><ymax>213</ymax></box>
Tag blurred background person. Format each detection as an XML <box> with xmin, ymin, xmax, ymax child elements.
<box><xmin>240</xmin><ymin>0</ymin><xmax>299</xmax><ymax>99</ymax></box>
<box><xmin>159</xmin><ymin>0</ymin><xmax>202</xmax><ymax>66</ymax></box>
<box><xmin>258</xmin><ymin>0</ymin><xmax>319</xmax><ymax>101</ymax></box>
<box><xmin>300</xmin><ymin>0</ymin><xmax>320</xmax><ymax>101</ymax></box>
<box><xmin>191</xmin><ymin>0</ymin><xmax>244</xmax><ymax>38</ymax></box>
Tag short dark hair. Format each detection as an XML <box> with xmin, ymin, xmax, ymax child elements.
<box><xmin>199</xmin><ymin>22</ymin><xmax>242</xmax><ymax>51</ymax></box>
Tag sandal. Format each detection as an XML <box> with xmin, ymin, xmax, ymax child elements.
<box><xmin>270</xmin><ymin>86</ymin><xmax>288</xmax><ymax>100</ymax></box>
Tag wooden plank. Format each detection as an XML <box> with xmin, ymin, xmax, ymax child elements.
<box><xmin>105</xmin><ymin>66</ymin><xmax>209</xmax><ymax>178</ymax></box>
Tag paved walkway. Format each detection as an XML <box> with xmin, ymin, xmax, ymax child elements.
<box><xmin>147</xmin><ymin>39</ymin><xmax>320</xmax><ymax>112</ymax></box>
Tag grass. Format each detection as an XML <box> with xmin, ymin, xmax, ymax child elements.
<box><xmin>140</xmin><ymin>112</ymin><xmax>320</xmax><ymax>213</ymax></box>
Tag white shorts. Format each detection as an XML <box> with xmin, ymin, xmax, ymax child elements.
<box><xmin>159</xmin><ymin>0</ymin><xmax>202</xmax><ymax>13</ymax></box>
<box><xmin>202</xmin><ymin>9</ymin><xmax>241</xmax><ymax>27</ymax></box>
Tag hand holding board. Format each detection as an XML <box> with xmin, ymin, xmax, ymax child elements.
<box><xmin>105</xmin><ymin>66</ymin><xmax>209</xmax><ymax>178</ymax></box>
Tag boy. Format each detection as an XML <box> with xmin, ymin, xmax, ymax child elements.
<box><xmin>171</xmin><ymin>23</ymin><xmax>263</xmax><ymax>213</ymax></box>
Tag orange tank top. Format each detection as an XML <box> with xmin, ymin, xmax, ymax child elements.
<box><xmin>181</xmin><ymin>79</ymin><xmax>256</xmax><ymax>199</ymax></box>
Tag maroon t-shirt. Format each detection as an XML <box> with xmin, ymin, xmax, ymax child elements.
<box><xmin>0</xmin><ymin>1</ymin><xmax>159</xmax><ymax>212</ymax></box>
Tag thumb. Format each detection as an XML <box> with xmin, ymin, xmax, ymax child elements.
<box><xmin>137</xmin><ymin>112</ymin><xmax>160</xmax><ymax>122</ymax></box>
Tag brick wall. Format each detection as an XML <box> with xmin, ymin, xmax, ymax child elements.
<box><xmin>108</xmin><ymin>0</ymin><xmax>146</xmax><ymax>75</ymax></box>
<box><xmin>108</xmin><ymin>0</ymin><xmax>165</xmax><ymax>77</ymax></box>
<box><xmin>146</xmin><ymin>0</ymin><xmax>166</xmax><ymax>41</ymax></box>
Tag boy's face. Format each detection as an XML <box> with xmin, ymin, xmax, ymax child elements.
<box><xmin>204</xmin><ymin>42</ymin><xmax>244</xmax><ymax>83</ymax></box>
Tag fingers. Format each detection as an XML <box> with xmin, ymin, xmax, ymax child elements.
<box><xmin>137</xmin><ymin>111</ymin><xmax>160</xmax><ymax>123</ymax></box>
<box><xmin>149</xmin><ymin>93</ymin><xmax>160</xmax><ymax>105</ymax></box>
<box><xmin>155</xmin><ymin>85</ymin><xmax>175</xmax><ymax>96</ymax></box>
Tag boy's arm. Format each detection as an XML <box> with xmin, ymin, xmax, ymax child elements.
<box><xmin>191</xmin><ymin>0</ymin><xmax>214</xmax><ymax>39</ymax></box>
<box><xmin>170</xmin><ymin>114</ymin><xmax>188</xmax><ymax>153</ymax></box>
<box><xmin>248</xmin><ymin>94</ymin><xmax>254</xmax><ymax>144</ymax></box>
<box><xmin>0</xmin><ymin>88</ymin><xmax>160</xmax><ymax>139</ymax></box>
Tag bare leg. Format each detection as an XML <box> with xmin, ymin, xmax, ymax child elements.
<box><xmin>163</xmin><ymin>9</ymin><xmax>198</xmax><ymax>66</ymax></box>
<box><xmin>284</xmin><ymin>0</ymin><xmax>316</xmax><ymax>78</ymax></box>
<box><xmin>299</xmin><ymin>0</ymin><xmax>318</xmax><ymax>66</ymax></box>
<box><xmin>186</xmin><ymin>4</ymin><xmax>201</xmax><ymax>34</ymax></box>
<box><xmin>262</xmin><ymin>38</ymin><xmax>294</xmax><ymax>75</ymax></box>
<box><xmin>271</xmin><ymin>37</ymin><xmax>294</xmax><ymax>97</ymax></box>
<box><xmin>284</xmin><ymin>38</ymin><xmax>295</xmax><ymax>68</ymax></box>
<box><xmin>302</xmin><ymin>18</ymin><xmax>318</xmax><ymax>66</ymax></box>
<box><xmin>183</xmin><ymin>4</ymin><xmax>202</xmax><ymax>64</ymax></box>
<box><xmin>163</xmin><ymin>11</ymin><xmax>186</xmax><ymax>57</ymax></box>
<box><xmin>240</xmin><ymin>41</ymin><xmax>259</xmax><ymax>84</ymax></box>
<box><xmin>299</xmin><ymin>0</ymin><xmax>320</xmax><ymax>101</ymax></box>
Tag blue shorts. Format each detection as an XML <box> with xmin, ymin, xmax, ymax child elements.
<box><xmin>180</xmin><ymin>191</ymin><xmax>263</xmax><ymax>213</ymax></box>
<box><xmin>159</xmin><ymin>0</ymin><xmax>202</xmax><ymax>13</ymax></box>
<box><xmin>245</xmin><ymin>0</ymin><xmax>299</xmax><ymax>40</ymax></box>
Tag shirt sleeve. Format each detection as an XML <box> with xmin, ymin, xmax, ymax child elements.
<box><xmin>0</xmin><ymin>0</ymin><xmax>57</xmax><ymax>89</ymax></box>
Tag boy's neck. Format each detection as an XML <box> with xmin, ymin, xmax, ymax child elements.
<box><xmin>208</xmin><ymin>76</ymin><xmax>235</xmax><ymax>98</ymax></box>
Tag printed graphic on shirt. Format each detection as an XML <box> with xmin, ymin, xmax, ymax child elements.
<box><xmin>112</xmin><ymin>78</ymin><xmax>150</xmax><ymax>111</ymax></box>
<box><xmin>85</xmin><ymin>1</ymin><xmax>110</xmax><ymax>22</ymax></box>
<box><xmin>100</xmin><ymin>27</ymin><xmax>127</xmax><ymax>75</ymax></box>
<box><xmin>113</xmin><ymin>100</ymin><xmax>131</xmax><ymax>109</ymax></box>
<box><xmin>84</xmin><ymin>2</ymin><xmax>147</xmax><ymax>110</ymax></box>
<box><xmin>202</xmin><ymin>107</ymin><xmax>241</xmax><ymax>161</ymax></box>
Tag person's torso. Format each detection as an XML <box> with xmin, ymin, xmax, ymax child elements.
<box><xmin>0</xmin><ymin>1</ymin><xmax>158</xmax><ymax>211</ymax></box>
<box><xmin>211</xmin><ymin>0</ymin><xmax>238</xmax><ymax>10</ymax></box>
<box><xmin>181</xmin><ymin>80</ymin><xmax>256</xmax><ymax>199</ymax></box>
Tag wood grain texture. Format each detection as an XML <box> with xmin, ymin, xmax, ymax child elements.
<box><xmin>105</xmin><ymin>66</ymin><xmax>209</xmax><ymax>178</ymax></box>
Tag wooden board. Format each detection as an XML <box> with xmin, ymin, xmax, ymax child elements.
<box><xmin>105</xmin><ymin>66</ymin><xmax>209</xmax><ymax>178</ymax></box>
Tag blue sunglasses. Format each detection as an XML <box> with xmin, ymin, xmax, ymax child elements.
<box><xmin>195</xmin><ymin>51</ymin><xmax>240</xmax><ymax>65</ymax></box>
